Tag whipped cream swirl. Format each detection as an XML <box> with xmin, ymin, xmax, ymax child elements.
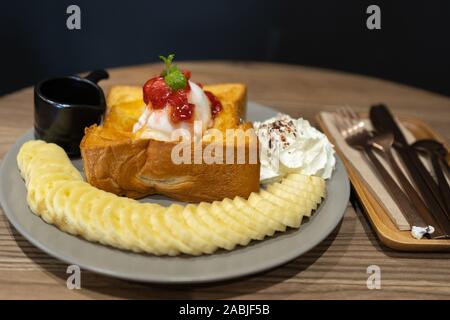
<box><xmin>254</xmin><ymin>113</ymin><xmax>335</xmax><ymax>183</ymax></box>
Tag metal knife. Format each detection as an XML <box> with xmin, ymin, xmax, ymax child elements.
<box><xmin>412</xmin><ymin>139</ymin><xmax>450</xmax><ymax>214</ymax></box>
<box><xmin>369</xmin><ymin>104</ymin><xmax>450</xmax><ymax>236</ymax></box>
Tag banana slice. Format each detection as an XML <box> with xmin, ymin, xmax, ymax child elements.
<box><xmin>102</xmin><ymin>197</ymin><xmax>140</xmax><ymax>251</ymax></box>
<box><xmin>18</xmin><ymin>140</ymin><xmax>328</xmax><ymax>256</ymax></box>
<box><xmin>266</xmin><ymin>184</ymin><xmax>315</xmax><ymax>215</ymax></box>
<box><xmin>280</xmin><ymin>177</ymin><xmax>324</xmax><ymax>196</ymax></box>
<box><xmin>52</xmin><ymin>181</ymin><xmax>88</xmax><ymax>234</ymax></box>
<box><xmin>209</xmin><ymin>201</ymin><xmax>259</xmax><ymax>241</ymax></box>
<box><xmin>281</xmin><ymin>181</ymin><xmax>325</xmax><ymax>207</ymax></box>
<box><xmin>114</xmin><ymin>200</ymin><xmax>147</xmax><ymax>253</ymax></box>
<box><xmin>280</xmin><ymin>180</ymin><xmax>325</xmax><ymax>215</ymax></box>
<box><xmin>17</xmin><ymin>140</ymin><xmax>47</xmax><ymax>175</ymax></box>
<box><xmin>19</xmin><ymin>143</ymin><xmax>69</xmax><ymax>178</ymax></box>
<box><xmin>219</xmin><ymin>199</ymin><xmax>267</xmax><ymax>240</ymax></box>
<box><xmin>233</xmin><ymin>197</ymin><xmax>284</xmax><ymax>234</ymax></box>
<box><xmin>197</xmin><ymin>202</ymin><xmax>250</xmax><ymax>247</ymax></box>
<box><xmin>282</xmin><ymin>177</ymin><xmax>326</xmax><ymax>196</ymax></box>
<box><xmin>182</xmin><ymin>204</ymin><xmax>237</xmax><ymax>251</ymax></box>
<box><xmin>64</xmin><ymin>184</ymin><xmax>97</xmax><ymax>237</ymax></box>
<box><xmin>27</xmin><ymin>161</ymin><xmax>82</xmax><ymax>184</ymax></box>
<box><xmin>27</xmin><ymin>173</ymin><xmax>77</xmax><ymax>220</ymax></box>
<box><xmin>258</xmin><ymin>190</ymin><xmax>303</xmax><ymax>228</ymax></box>
<box><xmin>131</xmin><ymin>203</ymin><xmax>174</xmax><ymax>255</ymax></box>
<box><xmin>96</xmin><ymin>195</ymin><xmax>133</xmax><ymax>249</ymax></box>
<box><xmin>247</xmin><ymin>193</ymin><xmax>298</xmax><ymax>227</ymax></box>
<box><xmin>280</xmin><ymin>181</ymin><xmax>320</xmax><ymax>201</ymax></box>
<box><xmin>149</xmin><ymin>206</ymin><xmax>196</xmax><ymax>255</ymax></box>
<box><xmin>79</xmin><ymin>190</ymin><xmax>116</xmax><ymax>245</ymax></box>
<box><xmin>287</xmin><ymin>173</ymin><xmax>326</xmax><ymax>189</ymax></box>
<box><xmin>164</xmin><ymin>204</ymin><xmax>217</xmax><ymax>254</ymax></box>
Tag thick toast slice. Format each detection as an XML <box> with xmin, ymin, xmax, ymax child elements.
<box><xmin>80</xmin><ymin>84</ymin><xmax>260</xmax><ymax>202</ymax></box>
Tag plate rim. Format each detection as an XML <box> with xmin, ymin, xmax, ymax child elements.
<box><xmin>0</xmin><ymin>102</ymin><xmax>350</xmax><ymax>284</ymax></box>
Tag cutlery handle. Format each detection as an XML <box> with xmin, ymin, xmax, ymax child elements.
<box><xmin>442</xmin><ymin>157</ymin><xmax>450</xmax><ymax>174</ymax></box>
<box><xmin>397</xmin><ymin>147</ymin><xmax>450</xmax><ymax>232</ymax></box>
<box><xmin>432</xmin><ymin>155</ymin><xmax>450</xmax><ymax>213</ymax></box>
<box><xmin>363</xmin><ymin>146</ymin><xmax>428</xmax><ymax>229</ymax></box>
<box><xmin>370</xmin><ymin>105</ymin><xmax>449</xmax><ymax>221</ymax></box>
<box><xmin>383</xmin><ymin>148</ymin><xmax>444</xmax><ymax>234</ymax></box>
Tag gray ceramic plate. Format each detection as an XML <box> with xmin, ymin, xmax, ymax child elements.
<box><xmin>0</xmin><ymin>102</ymin><xmax>349</xmax><ymax>284</ymax></box>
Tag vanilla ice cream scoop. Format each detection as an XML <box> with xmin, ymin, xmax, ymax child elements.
<box><xmin>254</xmin><ymin>113</ymin><xmax>336</xmax><ymax>183</ymax></box>
<box><xmin>133</xmin><ymin>81</ymin><xmax>212</xmax><ymax>141</ymax></box>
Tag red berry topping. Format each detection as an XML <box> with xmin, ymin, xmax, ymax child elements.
<box><xmin>204</xmin><ymin>91</ymin><xmax>222</xmax><ymax>117</ymax></box>
<box><xmin>168</xmin><ymin>89</ymin><xmax>194</xmax><ymax>123</ymax></box>
<box><xmin>143</xmin><ymin>76</ymin><xmax>171</xmax><ymax>108</ymax></box>
<box><xmin>182</xmin><ymin>70</ymin><xmax>191</xmax><ymax>80</ymax></box>
<box><xmin>142</xmin><ymin>69</ymin><xmax>196</xmax><ymax>124</ymax></box>
<box><xmin>170</xmin><ymin>103</ymin><xmax>195</xmax><ymax>123</ymax></box>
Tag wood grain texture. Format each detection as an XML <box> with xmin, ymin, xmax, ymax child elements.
<box><xmin>0</xmin><ymin>61</ymin><xmax>449</xmax><ymax>299</ymax></box>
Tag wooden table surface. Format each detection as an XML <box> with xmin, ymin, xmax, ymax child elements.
<box><xmin>1</xmin><ymin>61</ymin><xmax>449</xmax><ymax>299</ymax></box>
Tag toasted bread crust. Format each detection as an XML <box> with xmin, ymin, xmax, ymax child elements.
<box><xmin>80</xmin><ymin>84</ymin><xmax>260</xmax><ymax>202</ymax></box>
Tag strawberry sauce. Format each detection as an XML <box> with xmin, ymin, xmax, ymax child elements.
<box><xmin>204</xmin><ymin>91</ymin><xmax>222</xmax><ymax>117</ymax></box>
<box><xmin>143</xmin><ymin>71</ymin><xmax>222</xmax><ymax>124</ymax></box>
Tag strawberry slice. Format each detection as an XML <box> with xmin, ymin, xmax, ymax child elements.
<box><xmin>143</xmin><ymin>76</ymin><xmax>171</xmax><ymax>108</ymax></box>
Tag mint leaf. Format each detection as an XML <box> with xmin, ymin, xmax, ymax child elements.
<box><xmin>159</xmin><ymin>54</ymin><xmax>175</xmax><ymax>74</ymax></box>
<box><xmin>164</xmin><ymin>68</ymin><xmax>187</xmax><ymax>90</ymax></box>
<box><xmin>158</xmin><ymin>54</ymin><xmax>187</xmax><ymax>90</ymax></box>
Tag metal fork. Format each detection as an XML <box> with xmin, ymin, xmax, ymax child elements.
<box><xmin>334</xmin><ymin>106</ymin><xmax>435</xmax><ymax>239</ymax></box>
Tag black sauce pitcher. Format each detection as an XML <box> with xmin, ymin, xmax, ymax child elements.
<box><xmin>34</xmin><ymin>70</ymin><xmax>109</xmax><ymax>156</ymax></box>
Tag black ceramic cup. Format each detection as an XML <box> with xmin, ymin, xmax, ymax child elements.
<box><xmin>34</xmin><ymin>70</ymin><xmax>109</xmax><ymax>156</ymax></box>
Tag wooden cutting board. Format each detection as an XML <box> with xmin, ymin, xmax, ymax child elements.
<box><xmin>317</xmin><ymin>114</ymin><xmax>450</xmax><ymax>252</ymax></box>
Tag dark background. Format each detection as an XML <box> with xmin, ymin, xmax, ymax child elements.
<box><xmin>1</xmin><ymin>0</ymin><xmax>449</xmax><ymax>96</ymax></box>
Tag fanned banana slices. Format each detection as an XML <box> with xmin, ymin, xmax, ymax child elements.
<box><xmin>17</xmin><ymin>140</ymin><xmax>326</xmax><ymax>256</ymax></box>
